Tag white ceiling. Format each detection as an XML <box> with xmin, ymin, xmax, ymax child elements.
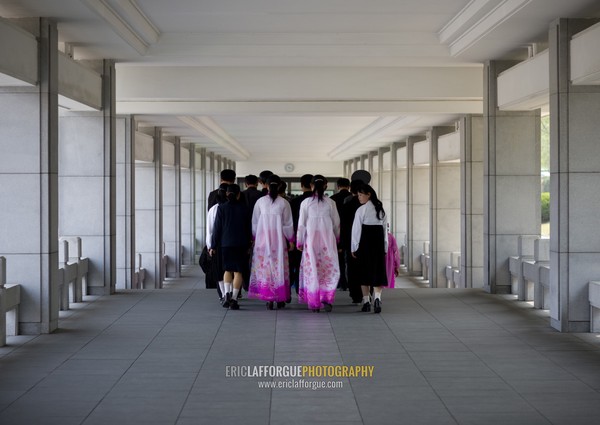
<box><xmin>1</xmin><ymin>0</ymin><xmax>600</xmax><ymax>165</ymax></box>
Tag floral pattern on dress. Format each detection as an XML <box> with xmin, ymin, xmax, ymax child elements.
<box><xmin>248</xmin><ymin>196</ymin><xmax>294</xmax><ymax>302</ymax></box>
<box><xmin>296</xmin><ymin>196</ymin><xmax>340</xmax><ymax>310</ymax></box>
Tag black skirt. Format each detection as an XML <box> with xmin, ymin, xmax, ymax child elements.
<box><xmin>220</xmin><ymin>246</ymin><xmax>249</xmax><ymax>273</ymax></box>
<box><xmin>355</xmin><ymin>224</ymin><xmax>388</xmax><ymax>287</ymax></box>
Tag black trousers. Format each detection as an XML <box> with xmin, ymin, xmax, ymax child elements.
<box><xmin>346</xmin><ymin>251</ymin><xmax>363</xmax><ymax>303</ymax></box>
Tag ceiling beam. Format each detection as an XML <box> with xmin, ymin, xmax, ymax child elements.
<box><xmin>82</xmin><ymin>0</ymin><xmax>153</xmax><ymax>55</ymax></box>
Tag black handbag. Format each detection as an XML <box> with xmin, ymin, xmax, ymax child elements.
<box><xmin>199</xmin><ymin>246</ymin><xmax>211</xmax><ymax>274</ymax></box>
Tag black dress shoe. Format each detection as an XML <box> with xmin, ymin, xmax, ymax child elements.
<box><xmin>361</xmin><ymin>302</ymin><xmax>371</xmax><ymax>312</ymax></box>
<box><xmin>229</xmin><ymin>299</ymin><xmax>239</xmax><ymax>310</ymax></box>
<box><xmin>374</xmin><ymin>299</ymin><xmax>381</xmax><ymax>314</ymax></box>
<box><xmin>222</xmin><ymin>292</ymin><xmax>232</xmax><ymax>308</ymax></box>
<box><xmin>312</xmin><ymin>308</ymin><xmax>320</xmax><ymax>313</ymax></box>
<box><xmin>276</xmin><ymin>301</ymin><xmax>286</xmax><ymax>309</ymax></box>
<box><xmin>266</xmin><ymin>301</ymin><xmax>274</xmax><ymax>310</ymax></box>
<box><xmin>322</xmin><ymin>302</ymin><xmax>333</xmax><ymax>312</ymax></box>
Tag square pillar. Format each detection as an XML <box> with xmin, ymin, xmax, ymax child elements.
<box><xmin>460</xmin><ymin>115</ymin><xmax>485</xmax><ymax>288</ymax></box>
<box><xmin>162</xmin><ymin>139</ymin><xmax>181</xmax><ymax>278</ymax></box>
<box><xmin>484</xmin><ymin>61</ymin><xmax>541</xmax><ymax>294</ymax></box>
<box><xmin>180</xmin><ymin>143</ymin><xmax>194</xmax><ymax>265</ymax></box>
<box><xmin>0</xmin><ymin>19</ymin><xmax>59</xmax><ymax>334</ymax></box>
<box><xmin>429</xmin><ymin>126</ymin><xmax>461</xmax><ymax>288</ymax></box>
<box><xmin>134</xmin><ymin>128</ymin><xmax>163</xmax><ymax>288</ymax></box>
<box><xmin>549</xmin><ymin>19</ymin><xmax>600</xmax><ymax>332</ymax></box>
<box><xmin>195</xmin><ymin>148</ymin><xmax>207</xmax><ymax>252</ymax></box>
<box><xmin>116</xmin><ymin>115</ymin><xmax>135</xmax><ymax>289</ymax></box>
<box><xmin>59</xmin><ymin>60</ymin><xmax>117</xmax><ymax>295</ymax></box>
<box><xmin>407</xmin><ymin>136</ymin><xmax>430</xmax><ymax>275</ymax></box>
<box><xmin>392</xmin><ymin>143</ymin><xmax>408</xmax><ymax>264</ymax></box>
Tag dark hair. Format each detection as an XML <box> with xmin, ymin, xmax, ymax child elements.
<box><xmin>336</xmin><ymin>178</ymin><xmax>350</xmax><ymax>188</ymax></box>
<box><xmin>311</xmin><ymin>174</ymin><xmax>327</xmax><ymax>201</ymax></box>
<box><xmin>259</xmin><ymin>170</ymin><xmax>273</xmax><ymax>184</ymax></box>
<box><xmin>267</xmin><ymin>174</ymin><xmax>281</xmax><ymax>202</ymax></box>
<box><xmin>278</xmin><ymin>180</ymin><xmax>287</xmax><ymax>195</ymax></box>
<box><xmin>358</xmin><ymin>184</ymin><xmax>385</xmax><ymax>220</ymax></box>
<box><xmin>216</xmin><ymin>182</ymin><xmax>229</xmax><ymax>204</ymax></box>
<box><xmin>300</xmin><ymin>174</ymin><xmax>313</xmax><ymax>189</ymax></box>
<box><xmin>244</xmin><ymin>174</ymin><xmax>258</xmax><ymax>186</ymax></box>
<box><xmin>220</xmin><ymin>169</ymin><xmax>236</xmax><ymax>183</ymax></box>
<box><xmin>350</xmin><ymin>179</ymin><xmax>364</xmax><ymax>194</ymax></box>
<box><xmin>226</xmin><ymin>184</ymin><xmax>241</xmax><ymax>202</ymax></box>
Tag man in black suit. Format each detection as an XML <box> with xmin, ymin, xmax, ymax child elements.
<box><xmin>330</xmin><ymin>178</ymin><xmax>351</xmax><ymax>291</ymax></box>
<box><xmin>330</xmin><ymin>177</ymin><xmax>351</xmax><ymax>213</ymax></box>
<box><xmin>242</xmin><ymin>174</ymin><xmax>263</xmax><ymax>213</ymax></box>
<box><xmin>208</xmin><ymin>169</ymin><xmax>237</xmax><ymax>210</ymax></box>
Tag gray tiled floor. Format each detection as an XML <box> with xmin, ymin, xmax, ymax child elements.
<box><xmin>2</xmin><ymin>267</ymin><xmax>600</xmax><ymax>425</ymax></box>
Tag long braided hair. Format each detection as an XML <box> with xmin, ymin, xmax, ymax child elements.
<box><xmin>312</xmin><ymin>174</ymin><xmax>327</xmax><ymax>202</ymax></box>
<box><xmin>267</xmin><ymin>174</ymin><xmax>282</xmax><ymax>202</ymax></box>
<box><xmin>358</xmin><ymin>184</ymin><xmax>385</xmax><ymax>220</ymax></box>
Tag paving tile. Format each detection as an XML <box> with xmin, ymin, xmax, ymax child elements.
<box><xmin>2</xmin><ymin>269</ymin><xmax>600</xmax><ymax>425</ymax></box>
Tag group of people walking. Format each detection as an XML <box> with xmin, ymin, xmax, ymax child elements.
<box><xmin>204</xmin><ymin>168</ymin><xmax>399</xmax><ymax>314</ymax></box>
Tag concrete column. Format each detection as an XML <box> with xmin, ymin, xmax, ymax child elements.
<box><xmin>370</xmin><ymin>151</ymin><xmax>379</xmax><ymax>193</ymax></box>
<box><xmin>0</xmin><ymin>19</ymin><xmax>59</xmax><ymax>334</ymax></box>
<box><xmin>484</xmin><ymin>61</ymin><xmax>541</xmax><ymax>294</ymax></box>
<box><xmin>392</xmin><ymin>143</ymin><xmax>408</xmax><ymax>263</ymax></box>
<box><xmin>195</xmin><ymin>148</ymin><xmax>207</xmax><ymax>250</ymax></box>
<box><xmin>162</xmin><ymin>139</ymin><xmax>181</xmax><ymax>278</ymax></box>
<box><xmin>460</xmin><ymin>115</ymin><xmax>485</xmax><ymax>288</ymax></box>
<box><xmin>59</xmin><ymin>60</ymin><xmax>117</xmax><ymax>295</ymax></box>
<box><xmin>407</xmin><ymin>136</ymin><xmax>430</xmax><ymax>275</ymax></box>
<box><xmin>116</xmin><ymin>115</ymin><xmax>135</xmax><ymax>289</ymax></box>
<box><xmin>134</xmin><ymin>128</ymin><xmax>163</xmax><ymax>288</ymax></box>
<box><xmin>429</xmin><ymin>126</ymin><xmax>461</xmax><ymax>288</ymax></box>
<box><xmin>549</xmin><ymin>19</ymin><xmax>600</xmax><ymax>332</ymax></box>
<box><xmin>180</xmin><ymin>143</ymin><xmax>194</xmax><ymax>265</ymax></box>
<box><xmin>207</xmin><ymin>152</ymin><xmax>215</xmax><ymax>203</ymax></box>
<box><xmin>379</xmin><ymin>147</ymin><xmax>392</xmax><ymax>230</ymax></box>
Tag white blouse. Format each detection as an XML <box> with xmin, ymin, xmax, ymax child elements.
<box><xmin>351</xmin><ymin>200</ymin><xmax>388</xmax><ymax>253</ymax></box>
<box><xmin>205</xmin><ymin>203</ymin><xmax>219</xmax><ymax>249</ymax></box>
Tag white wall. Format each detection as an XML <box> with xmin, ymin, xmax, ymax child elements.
<box><xmin>236</xmin><ymin>161</ymin><xmax>343</xmax><ymax>177</ymax></box>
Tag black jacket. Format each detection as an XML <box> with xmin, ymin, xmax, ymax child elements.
<box><xmin>211</xmin><ymin>200</ymin><xmax>252</xmax><ymax>249</ymax></box>
<box><xmin>242</xmin><ymin>186</ymin><xmax>264</xmax><ymax>212</ymax></box>
<box><xmin>330</xmin><ymin>189</ymin><xmax>351</xmax><ymax>215</ymax></box>
<box><xmin>290</xmin><ymin>191</ymin><xmax>313</xmax><ymax>232</ymax></box>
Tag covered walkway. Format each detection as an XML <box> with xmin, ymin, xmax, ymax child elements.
<box><xmin>1</xmin><ymin>268</ymin><xmax>600</xmax><ymax>425</ymax></box>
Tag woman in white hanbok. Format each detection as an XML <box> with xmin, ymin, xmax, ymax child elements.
<box><xmin>248</xmin><ymin>175</ymin><xmax>295</xmax><ymax>309</ymax></box>
<box><xmin>297</xmin><ymin>175</ymin><xmax>341</xmax><ymax>312</ymax></box>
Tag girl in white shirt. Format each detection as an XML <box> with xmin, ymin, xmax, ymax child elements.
<box><xmin>351</xmin><ymin>184</ymin><xmax>388</xmax><ymax>313</ymax></box>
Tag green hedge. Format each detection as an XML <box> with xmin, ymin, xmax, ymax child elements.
<box><xmin>541</xmin><ymin>192</ymin><xmax>550</xmax><ymax>223</ymax></box>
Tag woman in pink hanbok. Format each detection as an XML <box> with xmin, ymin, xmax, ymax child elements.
<box><xmin>385</xmin><ymin>224</ymin><xmax>401</xmax><ymax>288</ymax></box>
<box><xmin>297</xmin><ymin>175</ymin><xmax>341</xmax><ymax>312</ymax></box>
<box><xmin>248</xmin><ymin>174</ymin><xmax>295</xmax><ymax>310</ymax></box>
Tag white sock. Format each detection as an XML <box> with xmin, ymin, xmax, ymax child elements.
<box><xmin>362</xmin><ymin>296</ymin><xmax>370</xmax><ymax>304</ymax></box>
<box><xmin>232</xmin><ymin>288</ymin><xmax>240</xmax><ymax>299</ymax></box>
<box><xmin>224</xmin><ymin>282</ymin><xmax>233</xmax><ymax>294</ymax></box>
<box><xmin>218</xmin><ymin>281</ymin><xmax>225</xmax><ymax>296</ymax></box>
<box><xmin>374</xmin><ymin>292</ymin><xmax>381</xmax><ymax>301</ymax></box>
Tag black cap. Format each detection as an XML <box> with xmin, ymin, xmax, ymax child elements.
<box><xmin>351</xmin><ymin>169</ymin><xmax>371</xmax><ymax>184</ymax></box>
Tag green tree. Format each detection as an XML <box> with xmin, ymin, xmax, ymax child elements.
<box><xmin>541</xmin><ymin>192</ymin><xmax>550</xmax><ymax>223</ymax></box>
